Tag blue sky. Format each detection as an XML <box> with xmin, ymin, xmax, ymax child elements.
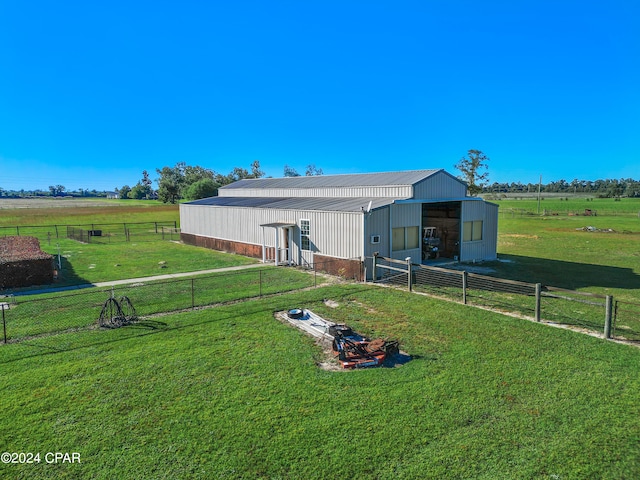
<box><xmin>1</xmin><ymin>0</ymin><xmax>638</xmax><ymax>191</ymax></box>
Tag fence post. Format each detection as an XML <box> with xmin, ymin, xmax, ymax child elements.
<box><xmin>372</xmin><ymin>254</ymin><xmax>378</xmax><ymax>282</ymax></box>
<box><xmin>535</xmin><ymin>283</ymin><xmax>542</xmax><ymax>322</ymax></box>
<box><xmin>604</xmin><ymin>295</ymin><xmax>613</xmax><ymax>339</ymax></box>
<box><xmin>462</xmin><ymin>271</ymin><xmax>468</xmax><ymax>304</ymax></box>
<box><xmin>406</xmin><ymin>257</ymin><xmax>412</xmax><ymax>292</ymax></box>
<box><xmin>1</xmin><ymin>303</ymin><xmax>7</xmax><ymax>344</ymax></box>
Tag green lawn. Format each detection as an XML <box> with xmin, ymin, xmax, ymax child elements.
<box><xmin>1</xmin><ymin>285</ymin><xmax>638</xmax><ymax>479</ymax></box>
<box><xmin>5</xmin><ymin>267</ymin><xmax>318</xmax><ymax>341</ymax></box>
<box><xmin>477</xmin><ymin>197</ymin><xmax>640</xmax><ymax>304</ymax></box>
<box><xmin>42</xmin><ymin>239</ymin><xmax>258</xmax><ymax>288</ymax></box>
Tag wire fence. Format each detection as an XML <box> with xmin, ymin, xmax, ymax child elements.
<box><xmin>0</xmin><ymin>253</ymin><xmax>635</xmax><ymax>354</ymax></box>
<box><xmin>0</xmin><ymin>221</ymin><xmax>179</xmax><ymax>244</ymax></box>
<box><xmin>497</xmin><ymin>206</ymin><xmax>638</xmax><ymax>218</ymax></box>
<box><xmin>0</xmin><ymin>267</ymin><xmax>318</xmax><ymax>345</ymax></box>
<box><xmin>614</xmin><ymin>300</ymin><xmax>640</xmax><ymax>341</ymax></box>
<box><xmin>371</xmin><ymin>255</ymin><xmax>623</xmax><ymax>342</ymax></box>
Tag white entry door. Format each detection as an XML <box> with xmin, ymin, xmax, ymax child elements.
<box><xmin>299</xmin><ymin>219</ymin><xmax>313</xmax><ymax>267</ymax></box>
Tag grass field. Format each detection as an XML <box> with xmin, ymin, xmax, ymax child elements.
<box><xmin>0</xmin><ymin>198</ymin><xmax>261</xmax><ymax>290</ymax></box>
<box><xmin>483</xmin><ymin>197</ymin><xmax>640</xmax><ymax>304</ymax></box>
<box><xmin>0</xmin><ymin>198</ymin><xmax>179</xmax><ymax>226</ymax></box>
<box><xmin>1</xmin><ymin>197</ymin><xmax>639</xmax><ymax>478</ymax></box>
<box><xmin>46</xmin><ymin>240</ymin><xmax>257</xmax><ymax>288</ymax></box>
<box><xmin>1</xmin><ymin>286</ymin><xmax>639</xmax><ymax>479</ymax></box>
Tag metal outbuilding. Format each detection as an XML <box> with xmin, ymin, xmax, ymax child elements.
<box><xmin>179</xmin><ymin>169</ymin><xmax>498</xmax><ymax>279</ymax></box>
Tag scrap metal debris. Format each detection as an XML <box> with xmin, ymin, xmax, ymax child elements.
<box><xmin>577</xmin><ymin>226</ymin><xmax>616</xmax><ymax>233</ymax></box>
<box><xmin>276</xmin><ymin>308</ymin><xmax>405</xmax><ymax>369</ymax></box>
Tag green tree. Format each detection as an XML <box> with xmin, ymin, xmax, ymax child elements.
<box><xmin>284</xmin><ymin>165</ymin><xmax>300</xmax><ymax>177</ymax></box>
<box><xmin>117</xmin><ymin>185</ymin><xmax>131</xmax><ymax>199</ymax></box>
<box><xmin>48</xmin><ymin>185</ymin><xmax>66</xmax><ymax>196</ymax></box>
<box><xmin>305</xmin><ymin>164</ymin><xmax>323</xmax><ymax>176</ymax></box>
<box><xmin>183</xmin><ymin>178</ymin><xmax>220</xmax><ymax>200</ymax></box>
<box><xmin>129</xmin><ymin>170</ymin><xmax>154</xmax><ymax>199</ymax></box>
<box><xmin>156</xmin><ymin>163</ymin><xmax>186</xmax><ymax>204</ymax></box>
<box><xmin>455</xmin><ymin>149</ymin><xmax>489</xmax><ymax>196</ymax></box>
<box><xmin>250</xmin><ymin>160</ymin><xmax>264</xmax><ymax>179</ymax></box>
<box><xmin>184</xmin><ymin>165</ymin><xmax>215</xmax><ymax>185</ymax></box>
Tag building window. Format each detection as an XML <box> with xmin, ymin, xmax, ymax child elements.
<box><xmin>392</xmin><ymin>227</ymin><xmax>405</xmax><ymax>251</ymax></box>
<box><xmin>392</xmin><ymin>226</ymin><xmax>420</xmax><ymax>251</ymax></box>
<box><xmin>407</xmin><ymin>226</ymin><xmax>420</xmax><ymax>249</ymax></box>
<box><xmin>463</xmin><ymin>220</ymin><xmax>483</xmax><ymax>242</ymax></box>
<box><xmin>300</xmin><ymin>219</ymin><xmax>310</xmax><ymax>251</ymax></box>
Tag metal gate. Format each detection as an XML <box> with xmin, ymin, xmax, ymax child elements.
<box><xmin>371</xmin><ymin>255</ymin><xmax>413</xmax><ymax>290</ymax></box>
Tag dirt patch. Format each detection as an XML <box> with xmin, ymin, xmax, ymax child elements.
<box><xmin>349</xmin><ymin>300</ymin><xmax>378</xmax><ymax>314</ymax></box>
<box><xmin>501</xmin><ymin>234</ymin><xmax>540</xmax><ymax>239</ymax></box>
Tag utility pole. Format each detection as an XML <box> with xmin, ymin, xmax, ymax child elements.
<box><xmin>537</xmin><ymin>175</ymin><xmax>542</xmax><ymax>214</ymax></box>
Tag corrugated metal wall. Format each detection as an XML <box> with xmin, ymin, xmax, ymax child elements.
<box><xmin>459</xmin><ymin>200</ymin><xmax>499</xmax><ymax>262</ymax></box>
<box><xmin>180</xmin><ymin>170</ymin><xmax>498</xmax><ymax>267</ymax></box>
<box><xmin>179</xmin><ymin>204</ymin><xmax>363</xmax><ymax>262</ymax></box>
<box><xmin>363</xmin><ymin>208</ymin><xmax>389</xmax><ymax>258</ymax></box>
<box><xmin>413</xmin><ymin>171</ymin><xmax>467</xmax><ymax>198</ymax></box>
<box><xmin>220</xmin><ymin>186</ymin><xmax>413</xmax><ymax>198</ymax></box>
<box><xmin>389</xmin><ymin>203</ymin><xmax>422</xmax><ymax>263</ymax></box>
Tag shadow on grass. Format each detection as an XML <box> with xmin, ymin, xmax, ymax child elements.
<box><xmin>1</xmin><ymin>254</ymin><xmax>93</xmax><ymax>296</ymax></box>
<box><xmin>0</xmin><ymin>285</ymin><xmax>372</xmax><ymax>365</ymax></box>
<box><xmin>493</xmin><ymin>254</ymin><xmax>640</xmax><ymax>291</ymax></box>
<box><xmin>53</xmin><ymin>253</ymin><xmax>92</xmax><ymax>288</ymax></box>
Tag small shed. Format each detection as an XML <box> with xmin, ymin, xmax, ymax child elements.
<box><xmin>179</xmin><ymin>169</ymin><xmax>498</xmax><ymax>279</ymax></box>
<box><xmin>0</xmin><ymin>236</ymin><xmax>55</xmax><ymax>289</ymax></box>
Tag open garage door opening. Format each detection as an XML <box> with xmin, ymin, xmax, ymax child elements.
<box><xmin>421</xmin><ymin>202</ymin><xmax>461</xmax><ymax>262</ymax></box>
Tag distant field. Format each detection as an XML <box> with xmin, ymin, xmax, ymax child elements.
<box><xmin>0</xmin><ymin>197</ymin><xmax>179</xmax><ymax>227</ymax></box>
<box><xmin>0</xmin><ymin>198</ymin><xmax>258</xmax><ymax>290</ymax></box>
<box><xmin>488</xmin><ymin>195</ymin><xmax>640</xmax><ymax>218</ymax></box>
<box><xmin>471</xmin><ymin>197</ymin><xmax>640</xmax><ymax>304</ymax></box>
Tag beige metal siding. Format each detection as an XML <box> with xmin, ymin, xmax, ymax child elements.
<box><xmin>220</xmin><ymin>186</ymin><xmax>413</xmax><ymax>198</ymax></box>
<box><xmin>413</xmin><ymin>171</ymin><xmax>468</xmax><ymax>199</ymax></box>
<box><xmin>389</xmin><ymin>203</ymin><xmax>422</xmax><ymax>263</ymax></box>
<box><xmin>364</xmin><ymin>208</ymin><xmax>390</xmax><ymax>258</ymax></box>
<box><xmin>459</xmin><ymin>201</ymin><xmax>498</xmax><ymax>262</ymax></box>
<box><xmin>180</xmin><ymin>204</ymin><xmax>362</xmax><ymax>262</ymax></box>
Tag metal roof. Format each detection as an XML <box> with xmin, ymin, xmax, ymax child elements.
<box><xmin>260</xmin><ymin>222</ymin><xmax>297</xmax><ymax>228</ymax></box>
<box><xmin>220</xmin><ymin>169</ymin><xmax>443</xmax><ymax>190</ymax></box>
<box><xmin>184</xmin><ymin>196</ymin><xmax>401</xmax><ymax>213</ymax></box>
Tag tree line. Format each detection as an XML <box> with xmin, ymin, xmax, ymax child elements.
<box><xmin>483</xmin><ymin>178</ymin><xmax>640</xmax><ymax>198</ymax></box>
<box><xmin>0</xmin><ymin>154</ymin><xmax>637</xmax><ymax>201</ymax></box>
<box><xmin>132</xmin><ymin>161</ymin><xmax>323</xmax><ymax>204</ymax></box>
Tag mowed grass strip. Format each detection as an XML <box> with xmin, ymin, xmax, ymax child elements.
<box><xmin>1</xmin><ymin>285</ymin><xmax>638</xmax><ymax>479</ymax></box>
